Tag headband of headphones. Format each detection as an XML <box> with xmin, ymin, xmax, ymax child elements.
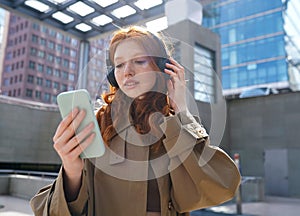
<box><xmin>106</xmin><ymin>31</ymin><xmax>170</xmax><ymax>88</ymax></box>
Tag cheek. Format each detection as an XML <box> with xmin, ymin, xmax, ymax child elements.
<box><xmin>114</xmin><ymin>71</ymin><xmax>123</xmax><ymax>83</ymax></box>
<box><xmin>143</xmin><ymin>73</ymin><xmax>157</xmax><ymax>89</ymax></box>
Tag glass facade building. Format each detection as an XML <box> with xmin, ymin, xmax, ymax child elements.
<box><xmin>202</xmin><ymin>0</ymin><xmax>300</xmax><ymax>95</ymax></box>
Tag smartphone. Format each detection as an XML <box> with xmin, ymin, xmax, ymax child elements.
<box><xmin>57</xmin><ymin>89</ymin><xmax>105</xmax><ymax>158</ymax></box>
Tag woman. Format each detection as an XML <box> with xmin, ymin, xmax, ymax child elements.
<box><xmin>30</xmin><ymin>26</ymin><xmax>241</xmax><ymax>216</ymax></box>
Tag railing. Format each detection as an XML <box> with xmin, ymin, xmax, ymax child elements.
<box><xmin>0</xmin><ymin>169</ymin><xmax>58</xmax><ymax>179</ymax></box>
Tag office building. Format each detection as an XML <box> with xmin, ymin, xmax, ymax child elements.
<box><xmin>1</xmin><ymin>14</ymin><xmax>80</xmax><ymax>103</ymax></box>
<box><xmin>0</xmin><ymin>8</ymin><xmax>9</xmax><ymax>92</ymax></box>
<box><xmin>202</xmin><ymin>0</ymin><xmax>300</xmax><ymax>95</ymax></box>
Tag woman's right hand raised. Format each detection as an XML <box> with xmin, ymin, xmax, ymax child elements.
<box><xmin>52</xmin><ymin>107</ymin><xmax>95</xmax><ymax>199</ymax></box>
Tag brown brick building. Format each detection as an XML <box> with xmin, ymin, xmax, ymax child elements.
<box><xmin>1</xmin><ymin>14</ymin><xmax>80</xmax><ymax>104</ymax></box>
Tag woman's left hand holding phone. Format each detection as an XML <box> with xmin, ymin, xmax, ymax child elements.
<box><xmin>53</xmin><ymin>107</ymin><xmax>96</xmax><ymax>201</ymax></box>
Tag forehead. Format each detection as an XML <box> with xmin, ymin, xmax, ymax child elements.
<box><xmin>113</xmin><ymin>39</ymin><xmax>147</xmax><ymax>61</ymax></box>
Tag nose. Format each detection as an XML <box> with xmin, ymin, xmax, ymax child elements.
<box><xmin>123</xmin><ymin>61</ymin><xmax>134</xmax><ymax>77</ymax></box>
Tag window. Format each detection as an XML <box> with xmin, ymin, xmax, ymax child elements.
<box><xmin>36</xmin><ymin>77</ymin><xmax>43</xmax><ymax>85</ymax></box>
<box><xmin>48</xmin><ymin>41</ymin><xmax>55</xmax><ymax>49</ymax></box>
<box><xmin>54</xmin><ymin>69</ymin><xmax>60</xmax><ymax>77</ymax></box>
<box><xmin>37</xmin><ymin>64</ymin><xmax>44</xmax><ymax>73</ymax></box>
<box><xmin>68</xmin><ymin>86</ymin><xmax>75</xmax><ymax>91</ymax></box>
<box><xmin>62</xmin><ymin>71</ymin><xmax>68</xmax><ymax>79</ymax></box>
<box><xmin>29</xmin><ymin>61</ymin><xmax>35</xmax><ymax>70</ymax></box>
<box><xmin>53</xmin><ymin>82</ymin><xmax>59</xmax><ymax>90</ymax></box>
<box><xmin>30</xmin><ymin>48</ymin><xmax>37</xmax><ymax>56</ymax></box>
<box><xmin>46</xmin><ymin>66</ymin><xmax>53</xmax><ymax>75</ymax></box>
<box><xmin>49</xmin><ymin>29</ymin><xmax>56</xmax><ymax>37</ymax></box>
<box><xmin>194</xmin><ymin>44</ymin><xmax>215</xmax><ymax>103</ymax></box>
<box><xmin>71</xmin><ymin>38</ymin><xmax>78</xmax><ymax>47</ymax></box>
<box><xmin>35</xmin><ymin>90</ymin><xmax>41</xmax><ymax>99</ymax></box>
<box><xmin>47</xmin><ymin>54</ymin><xmax>54</xmax><ymax>62</ymax></box>
<box><xmin>41</xmin><ymin>26</ymin><xmax>47</xmax><ymax>33</ymax></box>
<box><xmin>3</xmin><ymin>78</ymin><xmax>9</xmax><ymax>86</ymax></box>
<box><xmin>44</xmin><ymin>93</ymin><xmax>51</xmax><ymax>102</ymax></box>
<box><xmin>65</xmin><ymin>35</ymin><xmax>71</xmax><ymax>43</ymax></box>
<box><xmin>70</xmin><ymin>61</ymin><xmax>76</xmax><ymax>70</ymax></box>
<box><xmin>6</xmin><ymin>52</ymin><xmax>12</xmax><ymax>60</ymax></box>
<box><xmin>5</xmin><ymin>65</ymin><xmax>11</xmax><ymax>72</ymax></box>
<box><xmin>40</xmin><ymin>38</ymin><xmax>46</xmax><ymax>46</ymax></box>
<box><xmin>19</xmin><ymin>74</ymin><xmax>23</xmax><ymax>82</ymax></box>
<box><xmin>56</xmin><ymin>32</ymin><xmax>63</xmax><ymax>40</ymax></box>
<box><xmin>64</xmin><ymin>47</ymin><xmax>70</xmax><ymax>55</ymax></box>
<box><xmin>32</xmin><ymin>34</ymin><xmax>38</xmax><ymax>43</ymax></box>
<box><xmin>56</xmin><ymin>44</ymin><xmax>62</xmax><ymax>52</ymax></box>
<box><xmin>46</xmin><ymin>80</ymin><xmax>52</xmax><ymax>88</ymax></box>
<box><xmin>68</xmin><ymin>73</ymin><xmax>75</xmax><ymax>81</ymax></box>
<box><xmin>26</xmin><ymin>89</ymin><xmax>33</xmax><ymax>97</ymax></box>
<box><xmin>32</xmin><ymin>23</ymin><xmax>39</xmax><ymax>31</ymax></box>
<box><xmin>61</xmin><ymin>84</ymin><xmax>67</xmax><ymax>91</ymax></box>
<box><xmin>52</xmin><ymin>95</ymin><xmax>57</xmax><ymax>104</ymax></box>
<box><xmin>55</xmin><ymin>57</ymin><xmax>61</xmax><ymax>65</ymax></box>
<box><xmin>63</xmin><ymin>59</ymin><xmax>69</xmax><ymax>68</ymax></box>
<box><xmin>70</xmin><ymin>49</ymin><xmax>77</xmax><ymax>57</ymax></box>
<box><xmin>37</xmin><ymin>50</ymin><xmax>45</xmax><ymax>58</ymax></box>
<box><xmin>27</xmin><ymin>75</ymin><xmax>34</xmax><ymax>83</ymax></box>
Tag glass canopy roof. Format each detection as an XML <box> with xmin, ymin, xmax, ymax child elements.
<box><xmin>0</xmin><ymin>0</ymin><xmax>214</xmax><ymax>40</ymax></box>
<box><xmin>0</xmin><ymin>0</ymin><xmax>166</xmax><ymax>39</ymax></box>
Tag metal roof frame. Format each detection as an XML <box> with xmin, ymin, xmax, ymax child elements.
<box><xmin>0</xmin><ymin>0</ymin><xmax>166</xmax><ymax>40</ymax></box>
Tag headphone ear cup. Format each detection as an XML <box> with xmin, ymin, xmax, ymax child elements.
<box><xmin>107</xmin><ymin>68</ymin><xmax>119</xmax><ymax>88</ymax></box>
<box><xmin>156</xmin><ymin>57</ymin><xmax>171</xmax><ymax>79</ymax></box>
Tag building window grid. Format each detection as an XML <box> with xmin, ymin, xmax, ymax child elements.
<box><xmin>203</xmin><ymin>0</ymin><xmax>291</xmax><ymax>91</ymax></box>
<box><xmin>3</xmin><ymin>15</ymin><xmax>81</xmax><ymax>104</ymax></box>
<box><xmin>194</xmin><ymin>45</ymin><xmax>215</xmax><ymax>103</ymax></box>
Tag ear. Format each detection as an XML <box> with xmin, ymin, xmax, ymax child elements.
<box><xmin>107</xmin><ymin>68</ymin><xmax>119</xmax><ymax>88</ymax></box>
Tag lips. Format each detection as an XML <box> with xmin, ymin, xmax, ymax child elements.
<box><xmin>124</xmin><ymin>79</ymin><xmax>139</xmax><ymax>87</ymax></box>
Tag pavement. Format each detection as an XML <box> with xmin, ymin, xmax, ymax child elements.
<box><xmin>1</xmin><ymin>195</ymin><xmax>300</xmax><ymax>216</ymax></box>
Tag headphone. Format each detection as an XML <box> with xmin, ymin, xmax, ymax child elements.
<box><xmin>106</xmin><ymin>32</ymin><xmax>171</xmax><ymax>88</ymax></box>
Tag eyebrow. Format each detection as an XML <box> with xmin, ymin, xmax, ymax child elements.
<box><xmin>114</xmin><ymin>53</ymin><xmax>148</xmax><ymax>63</ymax></box>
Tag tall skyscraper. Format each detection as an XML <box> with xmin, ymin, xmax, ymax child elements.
<box><xmin>0</xmin><ymin>8</ymin><xmax>9</xmax><ymax>92</ymax></box>
<box><xmin>1</xmin><ymin>14</ymin><xmax>80</xmax><ymax>103</ymax></box>
<box><xmin>202</xmin><ymin>0</ymin><xmax>300</xmax><ymax>96</ymax></box>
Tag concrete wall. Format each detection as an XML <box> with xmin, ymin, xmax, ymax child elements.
<box><xmin>1</xmin><ymin>90</ymin><xmax>300</xmax><ymax>197</ymax></box>
<box><xmin>226</xmin><ymin>91</ymin><xmax>300</xmax><ymax>197</ymax></box>
<box><xmin>0</xmin><ymin>174</ymin><xmax>54</xmax><ymax>199</ymax></box>
<box><xmin>0</xmin><ymin>96</ymin><xmax>61</xmax><ymax>164</ymax></box>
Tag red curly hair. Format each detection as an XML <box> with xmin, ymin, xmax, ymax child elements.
<box><xmin>96</xmin><ymin>26</ymin><xmax>174</xmax><ymax>150</ymax></box>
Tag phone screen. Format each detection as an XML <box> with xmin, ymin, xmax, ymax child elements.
<box><xmin>57</xmin><ymin>89</ymin><xmax>105</xmax><ymax>158</ymax></box>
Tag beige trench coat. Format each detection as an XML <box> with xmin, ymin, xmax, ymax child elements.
<box><xmin>30</xmin><ymin>111</ymin><xmax>241</xmax><ymax>216</ymax></box>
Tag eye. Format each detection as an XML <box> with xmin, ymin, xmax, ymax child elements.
<box><xmin>115</xmin><ymin>63</ymin><xmax>124</xmax><ymax>69</ymax></box>
<box><xmin>134</xmin><ymin>57</ymin><xmax>149</xmax><ymax>65</ymax></box>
